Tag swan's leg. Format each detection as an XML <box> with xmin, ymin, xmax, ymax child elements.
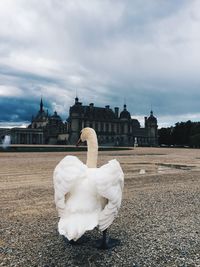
<box><xmin>97</xmin><ymin>229</ymin><xmax>120</xmax><ymax>250</ymax></box>
<box><xmin>100</xmin><ymin>229</ymin><xmax>108</xmax><ymax>249</ymax></box>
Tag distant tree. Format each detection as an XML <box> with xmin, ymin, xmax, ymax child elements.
<box><xmin>190</xmin><ymin>122</ymin><xmax>200</xmax><ymax>136</ymax></box>
<box><xmin>158</xmin><ymin>127</ymin><xmax>172</xmax><ymax>145</ymax></box>
<box><xmin>189</xmin><ymin>122</ymin><xmax>200</xmax><ymax>147</ymax></box>
<box><xmin>171</xmin><ymin>120</ymin><xmax>192</xmax><ymax>146</ymax></box>
<box><xmin>190</xmin><ymin>133</ymin><xmax>200</xmax><ymax>148</ymax></box>
<box><xmin>159</xmin><ymin>120</ymin><xmax>200</xmax><ymax>147</ymax></box>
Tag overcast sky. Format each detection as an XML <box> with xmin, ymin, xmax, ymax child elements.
<box><xmin>0</xmin><ymin>0</ymin><xmax>200</xmax><ymax>128</ymax></box>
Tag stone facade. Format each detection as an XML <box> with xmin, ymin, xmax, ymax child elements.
<box><xmin>10</xmin><ymin>128</ymin><xmax>44</xmax><ymax>144</ymax></box>
<box><xmin>27</xmin><ymin>99</ymin><xmax>68</xmax><ymax>144</ymax></box>
<box><xmin>0</xmin><ymin>99</ymin><xmax>68</xmax><ymax>145</ymax></box>
<box><xmin>67</xmin><ymin>97</ymin><xmax>158</xmax><ymax>146</ymax></box>
<box><xmin>0</xmin><ymin>97</ymin><xmax>158</xmax><ymax>146</ymax></box>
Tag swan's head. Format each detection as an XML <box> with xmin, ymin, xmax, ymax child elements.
<box><xmin>76</xmin><ymin>127</ymin><xmax>96</xmax><ymax>146</ymax></box>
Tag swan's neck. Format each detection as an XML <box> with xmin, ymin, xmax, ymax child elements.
<box><xmin>86</xmin><ymin>135</ymin><xmax>98</xmax><ymax>168</ymax></box>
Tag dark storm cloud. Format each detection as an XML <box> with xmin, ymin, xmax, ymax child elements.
<box><xmin>0</xmin><ymin>0</ymin><xmax>200</xmax><ymax>127</ymax></box>
<box><xmin>0</xmin><ymin>97</ymin><xmax>52</xmax><ymax>123</ymax></box>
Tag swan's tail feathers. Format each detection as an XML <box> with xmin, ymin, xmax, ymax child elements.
<box><xmin>58</xmin><ymin>212</ymin><xmax>99</xmax><ymax>241</ymax></box>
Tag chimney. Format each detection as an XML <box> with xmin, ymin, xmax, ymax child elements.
<box><xmin>115</xmin><ymin>107</ymin><xmax>119</xmax><ymax>118</ymax></box>
<box><xmin>105</xmin><ymin>105</ymin><xmax>110</xmax><ymax>109</ymax></box>
<box><xmin>75</xmin><ymin>97</ymin><xmax>79</xmax><ymax>104</ymax></box>
<box><xmin>89</xmin><ymin>103</ymin><xmax>94</xmax><ymax>108</ymax></box>
<box><xmin>145</xmin><ymin>116</ymin><xmax>147</xmax><ymax>127</ymax></box>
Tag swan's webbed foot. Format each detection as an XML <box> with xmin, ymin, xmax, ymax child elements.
<box><xmin>96</xmin><ymin>229</ymin><xmax>120</xmax><ymax>250</ymax></box>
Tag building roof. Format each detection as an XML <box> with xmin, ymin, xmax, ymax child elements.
<box><xmin>147</xmin><ymin>110</ymin><xmax>157</xmax><ymax>123</ymax></box>
<box><xmin>32</xmin><ymin>98</ymin><xmax>49</xmax><ymax>123</ymax></box>
<box><xmin>32</xmin><ymin>110</ymin><xmax>49</xmax><ymax>122</ymax></box>
<box><xmin>70</xmin><ymin>98</ymin><xmax>117</xmax><ymax>121</ymax></box>
<box><xmin>119</xmin><ymin>105</ymin><xmax>131</xmax><ymax>120</ymax></box>
<box><xmin>50</xmin><ymin>111</ymin><xmax>62</xmax><ymax>121</ymax></box>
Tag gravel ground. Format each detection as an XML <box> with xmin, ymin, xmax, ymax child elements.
<box><xmin>0</xmin><ymin>148</ymin><xmax>200</xmax><ymax>267</ymax></box>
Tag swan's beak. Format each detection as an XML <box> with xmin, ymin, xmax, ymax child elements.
<box><xmin>76</xmin><ymin>138</ymin><xmax>82</xmax><ymax>147</ymax></box>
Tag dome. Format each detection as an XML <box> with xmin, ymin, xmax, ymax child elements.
<box><xmin>70</xmin><ymin>97</ymin><xmax>83</xmax><ymax>113</ymax></box>
<box><xmin>50</xmin><ymin>111</ymin><xmax>62</xmax><ymax>121</ymax></box>
<box><xmin>120</xmin><ymin>105</ymin><xmax>131</xmax><ymax>120</ymax></box>
<box><xmin>147</xmin><ymin>110</ymin><xmax>157</xmax><ymax>123</ymax></box>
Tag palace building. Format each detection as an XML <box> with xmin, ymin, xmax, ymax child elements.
<box><xmin>67</xmin><ymin>97</ymin><xmax>158</xmax><ymax>146</ymax></box>
<box><xmin>0</xmin><ymin>97</ymin><xmax>158</xmax><ymax>146</ymax></box>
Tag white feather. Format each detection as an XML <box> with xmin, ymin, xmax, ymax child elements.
<box><xmin>53</xmin><ymin>147</ymin><xmax>124</xmax><ymax>241</ymax></box>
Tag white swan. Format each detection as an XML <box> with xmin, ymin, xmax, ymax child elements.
<box><xmin>53</xmin><ymin>127</ymin><xmax>124</xmax><ymax>248</ymax></box>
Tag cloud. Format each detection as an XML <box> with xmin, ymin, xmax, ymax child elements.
<box><xmin>0</xmin><ymin>0</ymin><xmax>200</xmax><ymax>127</ymax></box>
<box><xmin>0</xmin><ymin>85</ymin><xmax>23</xmax><ymax>97</ymax></box>
<box><xmin>0</xmin><ymin>97</ymin><xmax>43</xmax><ymax>122</ymax></box>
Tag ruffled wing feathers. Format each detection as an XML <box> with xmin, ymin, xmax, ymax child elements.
<box><xmin>53</xmin><ymin>156</ymin><xmax>86</xmax><ymax>216</ymax></box>
<box><xmin>53</xmin><ymin>156</ymin><xmax>124</xmax><ymax>231</ymax></box>
<box><xmin>95</xmin><ymin>159</ymin><xmax>124</xmax><ymax>231</ymax></box>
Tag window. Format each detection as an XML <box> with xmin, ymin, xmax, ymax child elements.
<box><xmin>121</xmin><ymin>125</ymin><xmax>124</xmax><ymax>134</ymax></box>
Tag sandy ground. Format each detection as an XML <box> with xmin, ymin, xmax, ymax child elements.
<box><xmin>0</xmin><ymin>147</ymin><xmax>200</xmax><ymax>267</ymax></box>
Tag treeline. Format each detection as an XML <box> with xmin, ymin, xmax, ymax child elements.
<box><xmin>158</xmin><ymin>120</ymin><xmax>200</xmax><ymax>148</ymax></box>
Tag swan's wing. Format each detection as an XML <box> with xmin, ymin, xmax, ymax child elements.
<box><xmin>95</xmin><ymin>159</ymin><xmax>124</xmax><ymax>231</ymax></box>
<box><xmin>53</xmin><ymin>156</ymin><xmax>87</xmax><ymax>217</ymax></box>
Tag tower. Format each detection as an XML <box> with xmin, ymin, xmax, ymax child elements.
<box><xmin>68</xmin><ymin>97</ymin><xmax>83</xmax><ymax>144</ymax></box>
<box><xmin>145</xmin><ymin>110</ymin><xmax>158</xmax><ymax>146</ymax></box>
<box><xmin>30</xmin><ymin>98</ymin><xmax>49</xmax><ymax>129</ymax></box>
<box><xmin>119</xmin><ymin>104</ymin><xmax>131</xmax><ymax>145</ymax></box>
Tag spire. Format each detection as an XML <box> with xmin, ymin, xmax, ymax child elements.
<box><xmin>75</xmin><ymin>90</ymin><xmax>79</xmax><ymax>104</ymax></box>
<box><xmin>40</xmin><ymin>97</ymin><xmax>44</xmax><ymax>112</ymax></box>
<box><xmin>150</xmin><ymin>103</ymin><xmax>153</xmax><ymax>116</ymax></box>
<box><xmin>123</xmin><ymin>97</ymin><xmax>127</xmax><ymax>110</ymax></box>
<box><xmin>75</xmin><ymin>96</ymin><xmax>79</xmax><ymax>104</ymax></box>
